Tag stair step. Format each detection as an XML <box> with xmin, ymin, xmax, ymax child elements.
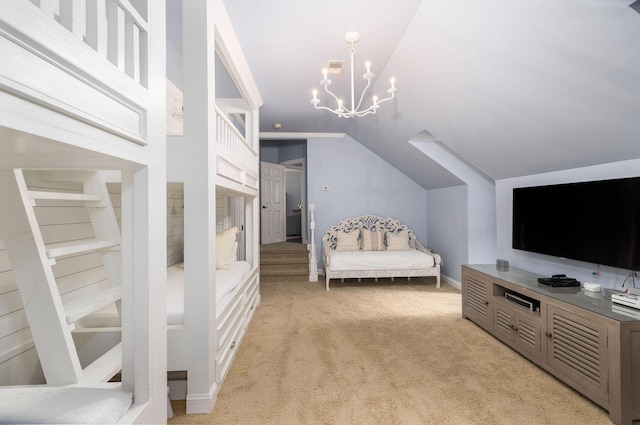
<box><xmin>261</xmin><ymin>275</ymin><xmax>310</xmax><ymax>283</ymax></box>
<box><xmin>260</xmin><ymin>255</ymin><xmax>308</xmax><ymax>265</ymax></box>
<box><xmin>28</xmin><ymin>190</ymin><xmax>102</xmax><ymax>203</ymax></box>
<box><xmin>46</xmin><ymin>238</ymin><xmax>119</xmax><ymax>259</ymax></box>
<box><xmin>82</xmin><ymin>342</ymin><xmax>122</xmax><ymax>383</ymax></box>
<box><xmin>63</xmin><ymin>287</ymin><xmax>121</xmax><ymax>324</ymax></box>
<box><xmin>261</xmin><ymin>263</ymin><xmax>309</xmax><ymax>276</ymax></box>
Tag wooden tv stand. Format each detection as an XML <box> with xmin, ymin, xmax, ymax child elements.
<box><xmin>462</xmin><ymin>265</ymin><xmax>640</xmax><ymax>425</ymax></box>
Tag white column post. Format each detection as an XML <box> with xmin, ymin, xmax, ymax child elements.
<box><xmin>182</xmin><ymin>0</ymin><xmax>218</xmax><ymax>413</ymax></box>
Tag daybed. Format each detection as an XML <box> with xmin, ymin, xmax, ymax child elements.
<box><xmin>322</xmin><ymin>215</ymin><xmax>442</xmax><ymax>291</ymax></box>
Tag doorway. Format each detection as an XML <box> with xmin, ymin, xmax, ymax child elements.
<box><xmin>259</xmin><ymin>139</ymin><xmax>308</xmax><ymax>245</ymax></box>
<box><xmin>281</xmin><ymin>158</ymin><xmax>307</xmax><ymax>244</ymax></box>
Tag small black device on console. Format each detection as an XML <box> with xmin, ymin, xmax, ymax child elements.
<box><xmin>537</xmin><ymin>274</ymin><xmax>581</xmax><ymax>287</ymax></box>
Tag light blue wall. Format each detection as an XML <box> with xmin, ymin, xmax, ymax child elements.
<box><xmin>412</xmin><ymin>138</ymin><xmax>497</xmax><ymax>283</ymax></box>
<box><xmin>279</xmin><ymin>142</ymin><xmax>306</xmax><ymax>163</ymax></box>
<box><xmin>496</xmin><ymin>158</ymin><xmax>640</xmax><ymax>289</ymax></box>
<box><xmin>285</xmin><ymin>170</ymin><xmax>302</xmax><ymax>212</ymax></box>
<box><xmin>308</xmin><ymin>135</ymin><xmax>428</xmax><ymax>271</ymax></box>
<box><xmin>260</xmin><ymin>140</ymin><xmax>306</xmax><ymax>164</ymax></box>
<box><xmin>260</xmin><ymin>146</ymin><xmax>279</xmax><ymax>164</ymax></box>
<box><xmin>427</xmin><ymin>185</ymin><xmax>468</xmax><ymax>281</ymax></box>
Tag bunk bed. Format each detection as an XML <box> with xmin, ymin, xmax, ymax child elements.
<box><xmin>166</xmin><ymin>101</ymin><xmax>261</xmax><ymax>412</ymax></box>
<box><xmin>0</xmin><ymin>0</ymin><xmax>167</xmax><ymax>423</ymax></box>
<box><xmin>163</xmin><ymin>1</ymin><xmax>262</xmax><ymax>412</ymax></box>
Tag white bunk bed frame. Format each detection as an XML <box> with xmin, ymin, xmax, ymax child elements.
<box><xmin>0</xmin><ymin>1</ymin><xmax>167</xmax><ymax>423</ymax></box>
<box><xmin>165</xmin><ymin>1</ymin><xmax>263</xmax><ymax>415</ymax></box>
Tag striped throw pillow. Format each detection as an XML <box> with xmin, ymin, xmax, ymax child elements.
<box><xmin>361</xmin><ymin>229</ymin><xmax>384</xmax><ymax>251</ymax></box>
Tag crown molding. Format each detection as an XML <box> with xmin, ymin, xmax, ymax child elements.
<box><xmin>259</xmin><ymin>132</ymin><xmax>345</xmax><ymax>140</ymax></box>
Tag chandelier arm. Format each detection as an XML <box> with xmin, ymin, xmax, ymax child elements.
<box><xmin>314</xmin><ymin>104</ymin><xmax>342</xmax><ymax>114</ymax></box>
<box><xmin>354</xmin><ymin>108</ymin><xmax>377</xmax><ymax>117</ymax></box>
<box><xmin>354</xmin><ymin>77</ymin><xmax>373</xmax><ymax>112</ymax></box>
<box><xmin>372</xmin><ymin>91</ymin><xmax>395</xmax><ymax>105</ymax></box>
<box><xmin>323</xmin><ymin>84</ymin><xmax>344</xmax><ymax>110</ymax></box>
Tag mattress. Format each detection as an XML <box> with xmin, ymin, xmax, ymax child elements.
<box><xmin>216</xmin><ymin>261</ymin><xmax>252</xmax><ymax>312</ymax></box>
<box><xmin>166</xmin><ymin>263</ymin><xmax>185</xmax><ymax>325</ymax></box>
<box><xmin>78</xmin><ymin>261</ymin><xmax>252</xmax><ymax>328</ymax></box>
<box><xmin>0</xmin><ymin>386</ymin><xmax>132</xmax><ymax>424</ymax></box>
<box><xmin>328</xmin><ymin>249</ymin><xmax>435</xmax><ymax>271</ymax></box>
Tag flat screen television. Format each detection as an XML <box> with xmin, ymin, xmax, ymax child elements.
<box><xmin>512</xmin><ymin>176</ymin><xmax>640</xmax><ymax>271</ymax></box>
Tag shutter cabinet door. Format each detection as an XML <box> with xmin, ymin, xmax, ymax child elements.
<box><xmin>546</xmin><ymin>305</ymin><xmax>608</xmax><ymax>406</ymax></box>
<box><xmin>462</xmin><ymin>271</ymin><xmax>491</xmax><ymax>329</ymax></box>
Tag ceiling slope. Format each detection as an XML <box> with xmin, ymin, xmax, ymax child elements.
<box><xmin>225</xmin><ymin>0</ymin><xmax>640</xmax><ymax>189</ymax></box>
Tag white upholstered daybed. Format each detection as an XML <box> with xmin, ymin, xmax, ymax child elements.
<box><xmin>322</xmin><ymin>215</ymin><xmax>442</xmax><ymax>291</ymax></box>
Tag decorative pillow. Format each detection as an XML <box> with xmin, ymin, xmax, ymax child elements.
<box><xmin>385</xmin><ymin>230</ymin><xmax>411</xmax><ymax>251</ymax></box>
<box><xmin>216</xmin><ymin>227</ymin><xmax>238</xmax><ymax>269</ymax></box>
<box><xmin>335</xmin><ymin>230</ymin><xmax>360</xmax><ymax>251</ymax></box>
<box><xmin>361</xmin><ymin>229</ymin><xmax>384</xmax><ymax>251</ymax></box>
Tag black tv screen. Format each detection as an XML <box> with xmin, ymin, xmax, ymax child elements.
<box><xmin>512</xmin><ymin>177</ymin><xmax>640</xmax><ymax>271</ymax></box>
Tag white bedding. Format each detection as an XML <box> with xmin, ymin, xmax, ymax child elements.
<box><xmin>0</xmin><ymin>386</ymin><xmax>132</xmax><ymax>424</ymax></box>
<box><xmin>166</xmin><ymin>263</ymin><xmax>185</xmax><ymax>325</ymax></box>
<box><xmin>328</xmin><ymin>249</ymin><xmax>435</xmax><ymax>271</ymax></box>
<box><xmin>80</xmin><ymin>261</ymin><xmax>252</xmax><ymax>328</ymax></box>
<box><xmin>215</xmin><ymin>261</ymin><xmax>252</xmax><ymax>312</ymax></box>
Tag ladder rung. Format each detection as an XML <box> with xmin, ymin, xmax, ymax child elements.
<box><xmin>45</xmin><ymin>238</ymin><xmax>119</xmax><ymax>259</ymax></box>
<box><xmin>63</xmin><ymin>287</ymin><xmax>122</xmax><ymax>324</ymax></box>
<box><xmin>82</xmin><ymin>342</ymin><xmax>122</xmax><ymax>383</ymax></box>
<box><xmin>28</xmin><ymin>190</ymin><xmax>102</xmax><ymax>203</ymax></box>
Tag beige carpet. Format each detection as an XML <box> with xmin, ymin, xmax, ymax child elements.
<box><xmin>168</xmin><ymin>276</ymin><xmax>618</xmax><ymax>425</ymax></box>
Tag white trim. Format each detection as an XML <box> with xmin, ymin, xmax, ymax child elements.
<box><xmin>260</xmin><ymin>132</ymin><xmax>345</xmax><ymax>140</ymax></box>
<box><xmin>185</xmin><ymin>382</ymin><xmax>218</xmax><ymax>414</ymax></box>
<box><xmin>441</xmin><ymin>274</ymin><xmax>461</xmax><ymax>290</ymax></box>
<box><xmin>212</xmin><ymin>0</ymin><xmax>262</xmax><ymax>110</ymax></box>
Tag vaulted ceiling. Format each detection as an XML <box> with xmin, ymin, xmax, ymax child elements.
<box><xmin>223</xmin><ymin>0</ymin><xmax>640</xmax><ymax>189</ymax></box>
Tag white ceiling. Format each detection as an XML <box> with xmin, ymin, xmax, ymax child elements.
<box><xmin>223</xmin><ymin>0</ymin><xmax>640</xmax><ymax>189</ymax></box>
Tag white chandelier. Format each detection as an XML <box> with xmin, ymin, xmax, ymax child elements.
<box><xmin>310</xmin><ymin>31</ymin><xmax>397</xmax><ymax>118</ymax></box>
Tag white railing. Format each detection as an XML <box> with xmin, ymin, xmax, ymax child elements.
<box><xmin>308</xmin><ymin>204</ymin><xmax>318</xmax><ymax>282</ymax></box>
<box><xmin>27</xmin><ymin>0</ymin><xmax>149</xmax><ymax>86</ymax></box>
<box><xmin>215</xmin><ymin>106</ymin><xmax>258</xmax><ymax>176</ymax></box>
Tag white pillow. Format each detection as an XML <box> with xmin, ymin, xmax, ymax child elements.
<box><xmin>216</xmin><ymin>227</ymin><xmax>237</xmax><ymax>269</ymax></box>
<box><xmin>361</xmin><ymin>229</ymin><xmax>384</xmax><ymax>251</ymax></box>
<box><xmin>335</xmin><ymin>230</ymin><xmax>360</xmax><ymax>251</ymax></box>
<box><xmin>385</xmin><ymin>230</ymin><xmax>411</xmax><ymax>251</ymax></box>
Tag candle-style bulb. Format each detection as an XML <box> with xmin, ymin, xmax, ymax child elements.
<box><xmin>390</xmin><ymin>77</ymin><xmax>396</xmax><ymax>89</ymax></box>
<box><xmin>365</xmin><ymin>61</ymin><xmax>371</xmax><ymax>73</ymax></box>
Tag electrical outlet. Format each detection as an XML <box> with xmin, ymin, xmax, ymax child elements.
<box><xmin>322</xmin><ymin>186</ymin><xmax>330</xmax><ymax>191</ymax></box>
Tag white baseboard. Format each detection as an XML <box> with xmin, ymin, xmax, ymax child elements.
<box><xmin>185</xmin><ymin>383</ymin><xmax>218</xmax><ymax>414</ymax></box>
<box><xmin>442</xmin><ymin>274</ymin><xmax>461</xmax><ymax>290</ymax></box>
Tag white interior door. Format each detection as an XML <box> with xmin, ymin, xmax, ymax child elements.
<box><xmin>260</xmin><ymin>161</ymin><xmax>286</xmax><ymax>244</ymax></box>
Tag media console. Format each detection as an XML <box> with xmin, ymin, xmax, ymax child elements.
<box><xmin>462</xmin><ymin>265</ymin><xmax>640</xmax><ymax>425</ymax></box>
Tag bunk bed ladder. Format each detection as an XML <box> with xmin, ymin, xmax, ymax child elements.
<box><xmin>0</xmin><ymin>169</ymin><xmax>123</xmax><ymax>385</ymax></box>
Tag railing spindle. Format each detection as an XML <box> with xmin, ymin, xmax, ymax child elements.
<box><xmin>107</xmin><ymin>1</ymin><xmax>125</xmax><ymax>71</ymax></box>
<box><xmin>58</xmin><ymin>0</ymin><xmax>84</xmax><ymax>39</ymax></box>
<box><xmin>308</xmin><ymin>204</ymin><xmax>318</xmax><ymax>282</ymax></box>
